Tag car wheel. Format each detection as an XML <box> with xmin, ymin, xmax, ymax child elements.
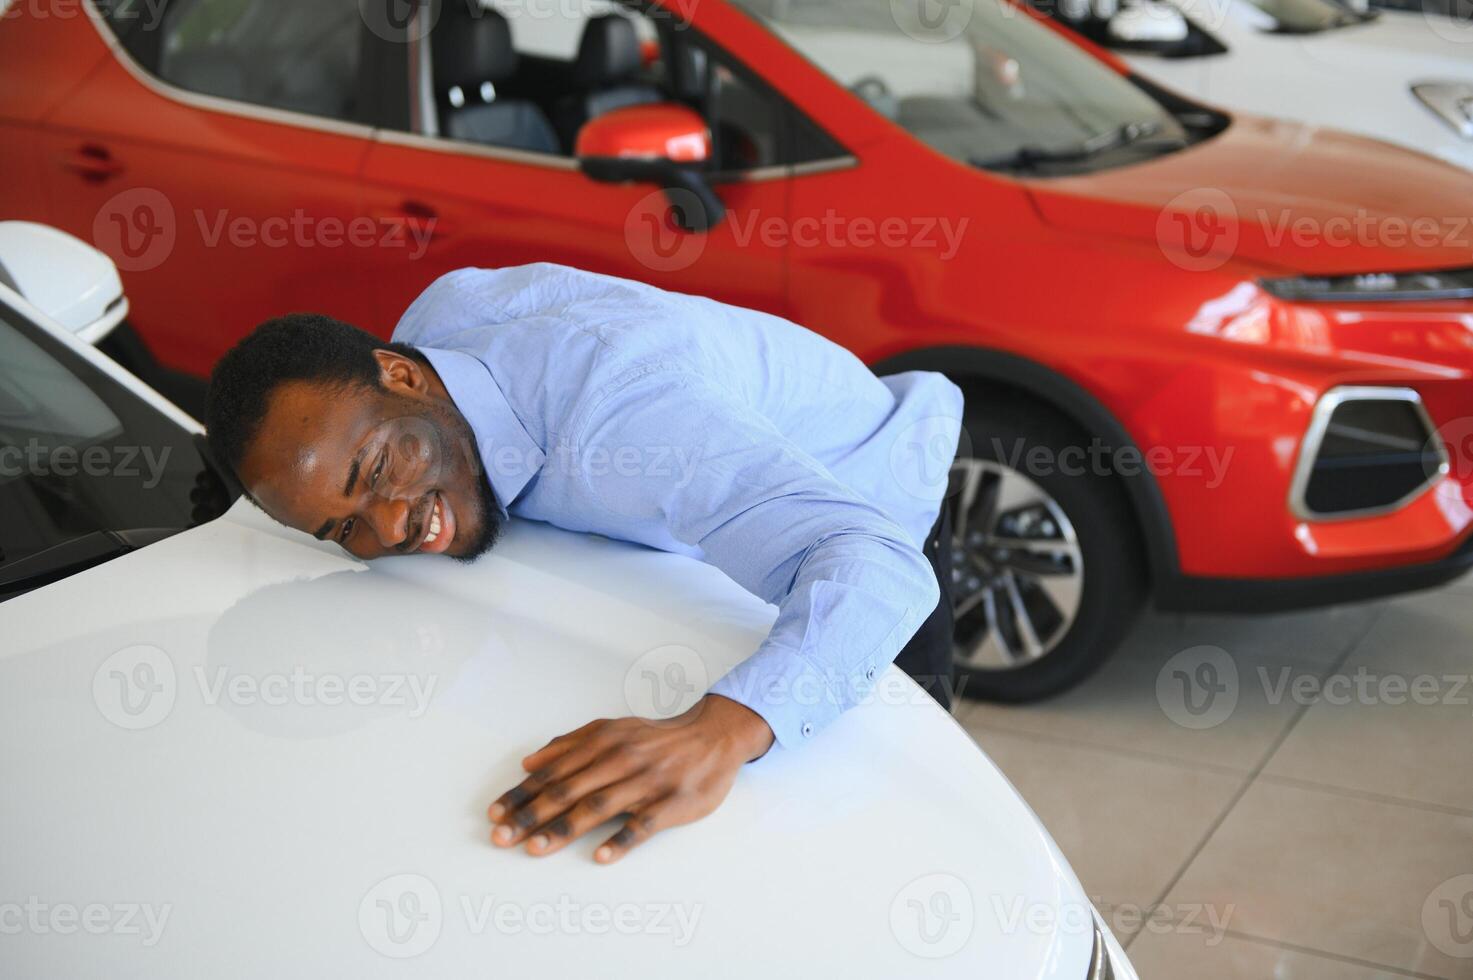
<box><xmin>948</xmin><ymin>400</ymin><xmax>1144</xmax><ymax>702</ymax></box>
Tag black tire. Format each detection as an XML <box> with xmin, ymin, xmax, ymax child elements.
<box><xmin>949</xmin><ymin>397</ymin><xmax>1144</xmax><ymax>702</ymax></box>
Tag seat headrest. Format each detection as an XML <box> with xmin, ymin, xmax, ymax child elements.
<box><xmin>433</xmin><ymin>5</ymin><xmax>519</xmax><ymax>90</ymax></box>
<box><xmin>573</xmin><ymin>14</ymin><xmax>642</xmax><ymax>87</ymax></box>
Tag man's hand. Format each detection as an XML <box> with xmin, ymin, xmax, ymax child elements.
<box><xmin>487</xmin><ymin>694</ymin><xmax>775</xmax><ymax>864</ymax></box>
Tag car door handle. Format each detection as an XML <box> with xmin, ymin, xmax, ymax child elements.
<box><xmin>59</xmin><ymin>144</ymin><xmax>125</xmax><ymax>183</ymax></box>
<box><xmin>370</xmin><ymin>201</ymin><xmax>451</xmax><ymax>240</ymax></box>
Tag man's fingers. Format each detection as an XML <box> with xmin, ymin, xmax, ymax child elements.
<box><xmin>487</xmin><ymin>742</ymin><xmax>601</xmax><ymax>825</ymax></box>
<box><xmin>490</xmin><ymin>743</ymin><xmax>648</xmax><ymax>845</ymax></box>
<box><xmin>524</xmin><ymin>779</ymin><xmax>652</xmax><ymax>856</ymax></box>
<box><xmin>491</xmin><ymin>755</ymin><xmax>635</xmax><ymax>848</ymax></box>
<box><xmin>594</xmin><ymin>798</ymin><xmax>679</xmax><ymax>865</ymax></box>
<box><xmin>520</xmin><ymin>719</ymin><xmax>606</xmax><ymax>771</ymax></box>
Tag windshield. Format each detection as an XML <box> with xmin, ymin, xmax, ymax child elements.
<box><xmin>728</xmin><ymin>0</ymin><xmax>1189</xmax><ymax>173</ymax></box>
<box><xmin>1244</xmin><ymin>0</ymin><xmax>1372</xmax><ymax>31</ymax></box>
<box><xmin>0</xmin><ymin>301</ymin><xmax>228</xmax><ymax>599</ymax></box>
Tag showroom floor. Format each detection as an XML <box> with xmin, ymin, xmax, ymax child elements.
<box><xmin>957</xmin><ymin>576</ymin><xmax>1473</xmax><ymax>980</ymax></box>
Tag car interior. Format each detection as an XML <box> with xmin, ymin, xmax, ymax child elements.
<box><xmin>421</xmin><ymin>0</ymin><xmax>785</xmax><ymax>172</ymax></box>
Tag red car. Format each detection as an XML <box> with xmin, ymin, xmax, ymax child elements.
<box><xmin>4</xmin><ymin>0</ymin><xmax>1472</xmax><ymax>700</ymax></box>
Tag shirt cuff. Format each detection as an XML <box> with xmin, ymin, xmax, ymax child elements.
<box><xmin>708</xmin><ymin>644</ymin><xmax>859</xmax><ymax>753</ymax></box>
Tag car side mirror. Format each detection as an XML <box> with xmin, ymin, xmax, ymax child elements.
<box><xmin>1107</xmin><ymin>2</ymin><xmax>1190</xmax><ymax>44</ymax></box>
<box><xmin>576</xmin><ymin>104</ymin><xmax>726</xmax><ymax>234</ymax></box>
<box><xmin>0</xmin><ymin>222</ymin><xmax>128</xmax><ymax>344</ymax></box>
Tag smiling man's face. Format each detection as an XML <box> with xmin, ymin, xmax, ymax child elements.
<box><xmin>236</xmin><ymin>350</ymin><xmax>500</xmax><ymax>561</ymax></box>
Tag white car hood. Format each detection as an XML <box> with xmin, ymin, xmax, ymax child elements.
<box><xmin>0</xmin><ymin>499</ymin><xmax>1101</xmax><ymax>978</ymax></box>
<box><xmin>1294</xmin><ymin>10</ymin><xmax>1473</xmax><ymax>75</ymax></box>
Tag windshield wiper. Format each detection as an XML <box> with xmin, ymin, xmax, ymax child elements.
<box><xmin>972</xmin><ymin>120</ymin><xmax>1185</xmax><ymax>171</ymax></box>
<box><xmin>0</xmin><ymin>528</ymin><xmax>182</xmax><ymax>598</ymax></box>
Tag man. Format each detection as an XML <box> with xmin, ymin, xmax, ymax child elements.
<box><xmin>206</xmin><ymin>264</ymin><xmax>963</xmax><ymax>864</ymax></box>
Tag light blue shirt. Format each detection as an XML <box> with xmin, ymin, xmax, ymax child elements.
<box><xmin>393</xmin><ymin>264</ymin><xmax>964</xmax><ymax>751</ymax></box>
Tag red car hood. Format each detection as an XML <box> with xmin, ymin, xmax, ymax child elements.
<box><xmin>1026</xmin><ymin>114</ymin><xmax>1473</xmax><ymax>277</ymax></box>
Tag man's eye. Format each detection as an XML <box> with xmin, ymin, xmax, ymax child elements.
<box><xmin>370</xmin><ymin>451</ymin><xmax>387</xmax><ymax>488</ymax></box>
<box><xmin>340</xmin><ymin>518</ymin><xmax>355</xmax><ymax>542</ymax></box>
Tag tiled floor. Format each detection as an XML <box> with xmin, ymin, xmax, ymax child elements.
<box><xmin>956</xmin><ymin>577</ymin><xmax>1473</xmax><ymax>979</ymax></box>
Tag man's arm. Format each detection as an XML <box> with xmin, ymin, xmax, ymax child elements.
<box><xmin>488</xmin><ymin>371</ymin><xmax>941</xmax><ymax>861</ymax></box>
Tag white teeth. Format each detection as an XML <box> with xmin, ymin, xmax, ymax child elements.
<box><xmin>425</xmin><ymin>499</ymin><xmax>442</xmax><ymax>545</ymax></box>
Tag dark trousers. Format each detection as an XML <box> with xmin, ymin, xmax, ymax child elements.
<box><xmin>893</xmin><ymin>504</ymin><xmax>955</xmax><ymax>711</ymax></box>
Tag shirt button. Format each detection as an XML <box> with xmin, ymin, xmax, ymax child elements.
<box><xmin>800</xmin><ymin>722</ymin><xmax>814</xmax><ymax>738</ymax></box>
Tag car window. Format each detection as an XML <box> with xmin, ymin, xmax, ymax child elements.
<box><xmin>157</xmin><ymin>0</ymin><xmax>364</xmax><ymax>122</ymax></box>
<box><xmin>729</xmin><ymin>0</ymin><xmax>1190</xmax><ymax>174</ymax></box>
<box><xmin>0</xmin><ymin>302</ymin><xmax>231</xmax><ymax>598</ymax></box>
<box><xmin>488</xmin><ymin>0</ymin><xmax>659</xmax><ymax>59</ymax></box>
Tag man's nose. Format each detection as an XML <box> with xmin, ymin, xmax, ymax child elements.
<box><xmin>366</xmin><ymin>495</ymin><xmax>412</xmax><ymax>550</ymax></box>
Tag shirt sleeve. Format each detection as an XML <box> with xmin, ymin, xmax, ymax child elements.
<box><xmin>573</xmin><ymin>369</ymin><xmax>941</xmax><ymax>752</ymax></box>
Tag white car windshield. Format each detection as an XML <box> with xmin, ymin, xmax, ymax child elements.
<box><xmin>728</xmin><ymin>0</ymin><xmax>1191</xmax><ymax>172</ymax></box>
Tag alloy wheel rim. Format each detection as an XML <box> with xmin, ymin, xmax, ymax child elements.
<box><xmin>947</xmin><ymin>458</ymin><xmax>1084</xmax><ymax>671</ymax></box>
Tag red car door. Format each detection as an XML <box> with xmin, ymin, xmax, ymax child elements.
<box><xmin>354</xmin><ymin>0</ymin><xmax>800</xmax><ymax>331</ymax></box>
<box><xmin>37</xmin><ymin>0</ymin><xmax>378</xmax><ymax>378</ymax></box>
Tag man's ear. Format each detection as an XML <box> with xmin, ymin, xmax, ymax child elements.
<box><xmin>372</xmin><ymin>349</ymin><xmax>428</xmax><ymax>395</ymax></box>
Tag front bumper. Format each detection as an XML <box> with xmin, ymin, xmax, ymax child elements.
<box><xmin>1156</xmin><ymin>529</ymin><xmax>1473</xmax><ymax>613</ymax></box>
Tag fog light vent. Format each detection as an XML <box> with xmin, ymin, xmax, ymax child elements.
<box><xmin>1291</xmin><ymin>387</ymin><xmax>1447</xmax><ymax>520</ymax></box>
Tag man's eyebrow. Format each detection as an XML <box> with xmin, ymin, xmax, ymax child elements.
<box><xmin>342</xmin><ymin>446</ymin><xmax>367</xmax><ymax>498</ymax></box>
<box><xmin>312</xmin><ymin>520</ymin><xmax>334</xmax><ymax>541</ymax></box>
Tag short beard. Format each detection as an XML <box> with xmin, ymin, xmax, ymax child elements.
<box><xmin>452</xmin><ymin>467</ymin><xmax>502</xmax><ymax>564</ymax></box>
<box><xmin>425</xmin><ymin>395</ymin><xmax>503</xmax><ymax>564</ymax></box>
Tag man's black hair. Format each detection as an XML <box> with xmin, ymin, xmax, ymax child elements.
<box><xmin>205</xmin><ymin>313</ymin><xmax>423</xmax><ymax>485</ymax></box>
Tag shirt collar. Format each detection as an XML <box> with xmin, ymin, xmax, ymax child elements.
<box><xmin>417</xmin><ymin>346</ymin><xmax>545</xmax><ymax>519</ymax></box>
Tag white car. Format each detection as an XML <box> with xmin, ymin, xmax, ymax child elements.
<box><xmin>1053</xmin><ymin>0</ymin><xmax>1473</xmax><ymax>173</ymax></box>
<box><xmin>0</xmin><ymin>226</ymin><xmax>1136</xmax><ymax>978</ymax></box>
